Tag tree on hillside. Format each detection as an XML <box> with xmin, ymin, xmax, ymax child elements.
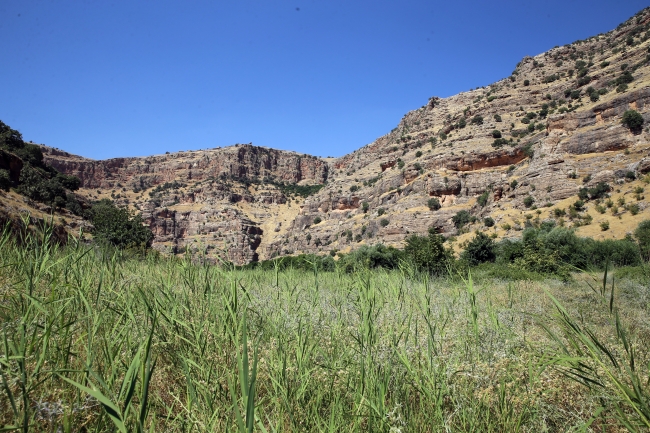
<box><xmin>89</xmin><ymin>199</ymin><xmax>153</xmax><ymax>249</ymax></box>
<box><xmin>622</xmin><ymin>110</ymin><xmax>644</xmax><ymax>134</ymax></box>
<box><xmin>0</xmin><ymin>120</ymin><xmax>45</xmax><ymax>168</ymax></box>
<box><xmin>403</xmin><ymin>228</ymin><xmax>451</xmax><ymax>274</ymax></box>
<box><xmin>1</xmin><ymin>120</ymin><xmax>83</xmax><ymax>211</ymax></box>
<box><xmin>462</xmin><ymin>231</ymin><xmax>496</xmax><ymax>266</ymax></box>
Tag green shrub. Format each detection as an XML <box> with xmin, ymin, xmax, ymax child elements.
<box><xmin>380</xmin><ymin>218</ymin><xmax>389</xmax><ymax>227</ymax></box>
<box><xmin>523</xmin><ymin>79</ymin><xmax>530</xmax><ymax>86</ymax></box>
<box><xmin>462</xmin><ymin>232</ymin><xmax>496</xmax><ymax>266</ymax></box>
<box><xmin>492</xmin><ymin>130</ymin><xmax>502</xmax><ymax>138</ymax></box>
<box><xmin>415</xmin><ymin>151</ymin><xmax>423</xmax><ymax>158</ymax></box>
<box><xmin>313</xmin><ymin>216</ymin><xmax>322</xmax><ymax>224</ymax></box>
<box><xmin>492</xmin><ymin>138</ymin><xmax>509</xmax><ymax>148</ymax></box>
<box><xmin>494</xmin><ymin>114</ymin><xmax>502</xmax><ymax>122</ymax></box>
<box><xmin>457</xmin><ymin>117</ymin><xmax>467</xmax><ymax>128</ymax></box>
<box><xmin>484</xmin><ymin>217</ymin><xmax>494</xmax><ymax>227</ymax></box>
<box><xmin>403</xmin><ymin>229</ymin><xmax>452</xmax><ymax>274</ymax></box>
<box><xmin>600</xmin><ymin>220</ymin><xmax>610</xmax><ymax>231</ymax></box>
<box><xmin>88</xmin><ymin>199</ymin><xmax>153</xmax><ymax>249</ymax></box>
<box><xmin>452</xmin><ymin>210</ymin><xmax>471</xmax><ymax>229</ymax></box>
<box><xmin>471</xmin><ymin>115</ymin><xmax>483</xmax><ymax>125</ymax></box>
<box><xmin>1</xmin><ymin>120</ymin><xmax>81</xmax><ymax>206</ymax></box>
<box><xmin>17</xmin><ymin>165</ymin><xmax>69</xmax><ymax>206</ymax></box>
<box><xmin>361</xmin><ymin>201</ymin><xmax>369</xmax><ymax>213</ymax></box>
<box><xmin>477</xmin><ymin>190</ymin><xmax>490</xmax><ymax>207</ymax></box>
<box><xmin>523</xmin><ymin>196</ymin><xmax>534</xmax><ymax>207</ymax></box>
<box><xmin>349</xmin><ymin>185</ymin><xmax>359</xmax><ymax>193</ymax></box>
<box><xmin>337</xmin><ymin>244</ymin><xmax>402</xmax><ymax>273</ymax></box>
<box><xmin>622</xmin><ymin>110</ymin><xmax>644</xmax><ymax>133</ymax></box>
<box><xmin>513</xmin><ymin>238</ymin><xmax>570</xmax><ymax>279</ymax></box>
<box><xmin>573</xmin><ymin>200</ymin><xmax>585</xmax><ymax>211</ymax></box>
<box><xmin>615</xmin><ymin>70</ymin><xmax>634</xmax><ymax>86</ymax></box>
<box><xmin>377</xmin><ymin>208</ymin><xmax>386</xmax><ymax>216</ymax></box>
<box><xmin>427</xmin><ymin>197</ymin><xmax>441</xmax><ymax>211</ymax></box>
<box><xmin>578</xmin><ymin>182</ymin><xmax>611</xmax><ymax>201</ymax></box>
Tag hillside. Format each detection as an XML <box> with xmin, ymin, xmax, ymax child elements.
<box><xmin>35</xmin><ymin>7</ymin><xmax>650</xmax><ymax>264</ymax></box>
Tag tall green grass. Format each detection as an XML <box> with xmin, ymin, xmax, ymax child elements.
<box><xmin>1</xmin><ymin>220</ymin><xmax>649</xmax><ymax>431</ymax></box>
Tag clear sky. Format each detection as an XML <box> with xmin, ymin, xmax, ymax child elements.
<box><xmin>1</xmin><ymin>1</ymin><xmax>648</xmax><ymax>160</ymax></box>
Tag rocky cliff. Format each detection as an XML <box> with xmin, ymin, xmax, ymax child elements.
<box><xmin>42</xmin><ymin>7</ymin><xmax>650</xmax><ymax>264</ymax></box>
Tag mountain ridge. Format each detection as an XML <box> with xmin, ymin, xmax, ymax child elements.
<box><xmin>18</xmin><ymin>7</ymin><xmax>650</xmax><ymax>263</ymax></box>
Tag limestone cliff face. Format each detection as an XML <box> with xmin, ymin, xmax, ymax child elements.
<box><xmin>43</xmin><ymin>144</ymin><xmax>328</xmax><ymax>264</ymax></box>
<box><xmin>43</xmin><ymin>144</ymin><xmax>328</xmax><ymax>190</ymax></box>
<box><xmin>43</xmin><ymin>8</ymin><xmax>650</xmax><ymax>263</ymax></box>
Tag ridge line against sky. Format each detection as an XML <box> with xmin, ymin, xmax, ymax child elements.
<box><xmin>1</xmin><ymin>1</ymin><xmax>648</xmax><ymax>160</ymax></box>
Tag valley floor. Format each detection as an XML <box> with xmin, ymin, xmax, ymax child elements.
<box><xmin>1</xmin><ymin>228</ymin><xmax>649</xmax><ymax>432</ymax></box>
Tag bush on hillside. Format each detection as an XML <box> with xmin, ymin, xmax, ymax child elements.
<box><xmin>338</xmin><ymin>244</ymin><xmax>402</xmax><ymax>273</ymax></box>
<box><xmin>16</xmin><ymin>165</ymin><xmax>83</xmax><ymax>213</ymax></box>
<box><xmin>88</xmin><ymin>199</ymin><xmax>153</xmax><ymax>249</ymax></box>
<box><xmin>495</xmin><ymin>226</ymin><xmax>642</xmax><ymax>272</ymax></box>
<box><xmin>403</xmin><ymin>229</ymin><xmax>452</xmax><ymax>274</ymax></box>
<box><xmin>477</xmin><ymin>190</ymin><xmax>490</xmax><ymax>207</ymax></box>
<box><xmin>0</xmin><ymin>121</ymin><xmax>46</xmax><ymax>168</ymax></box>
<box><xmin>1</xmin><ymin>120</ymin><xmax>82</xmax><ymax>209</ymax></box>
<box><xmin>462</xmin><ymin>232</ymin><xmax>496</xmax><ymax>266</ymax></box>
<box><xmin>622</xmin><ymin>110</ymin><xmax>644</xmax><ymax>134</ymax></box>
<box><xmin>452</xmin><ymin>210</ymin><xmax>471</xmax><ymax>229</ymax></box>
<box><xmin>427</xmin><ymin>197</ymin><xmax>441</xmax><ymax>211</ymax></box>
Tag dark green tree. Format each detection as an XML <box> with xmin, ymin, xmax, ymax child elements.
<box><xmin>89</xmin><ymin>199</ymin><xmax>153</xmax><ymax>249</ymax></box>
<box><xmin>427</xmin><ymin>197</ymin><xmax>441</xmax><ymax>211</ymax></box>
<box><xmin>452</xmin><ymin>210</ymin><xmax>471</xmax><ymax>229</ymax></box>
<box><xmin>403</xmin><ymin>229</ymin><xmax>452</xmax><ymax>274</ymax></box>
<box><xmin>462</xmin><ymin>231</ymin><xmax>496</xmax><ymax>266</ymax></box>
<box><xmin>622</xmin><ymin>110</ymin><xmax>644</xmax><ymax>134</ymax></box>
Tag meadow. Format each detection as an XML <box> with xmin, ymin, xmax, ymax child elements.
<box><xmin>1</xmin><ymin>221</ymin><xmax>649</xmax><ymax>432</ymax></box>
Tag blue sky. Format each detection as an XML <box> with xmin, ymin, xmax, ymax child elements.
<box><xmin>1</xmin><ymin>1</ymin><xmax>648</xmax><ymax>160</ymax></box>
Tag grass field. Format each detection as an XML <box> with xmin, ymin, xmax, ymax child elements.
<box><xmin>1</xmin><ymin>221</ymin><xmax>649</xmax><ymax>432</ymax></box>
